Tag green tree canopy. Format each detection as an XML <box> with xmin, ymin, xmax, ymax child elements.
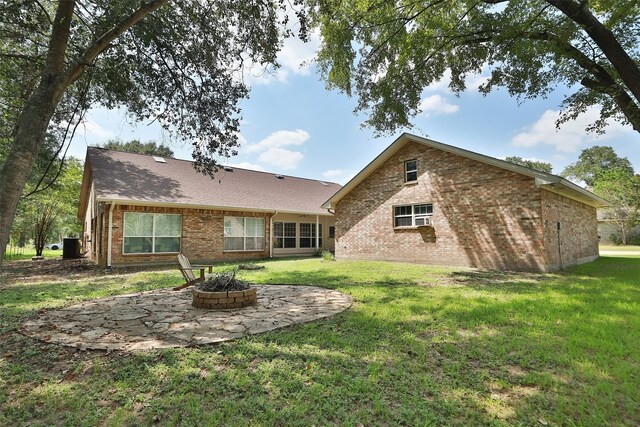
<box><xmin>10</xmin><ymin>157</ymin><xmax>84</xmax><ymax>254</ymax></box>
<box><xmin>593</xmin><ymin>168</ymin><xmax>640</xmax><ymax>245</ymax></box>
<box><xmin>504</xmin><ymin>156</ymin><xmax>553</xmax><ymax>174</ymax></box>
<box><xmin>311</xmin><ymin>0</ymin><xmax>640</xmax><ymax>134</ymax></box>
<box><xmin>0</xmin><ymin>0</ymin><xmax>307</xmax><ymax>267</ymax></box>
<box><xmin>561</xmin><ymin>146</ymin><xmax>634</xmax><ymax>187</ymax></box>
<box><xmin>101</xmin><ymin>139</ymin><xmax>174</xmax><ymax>157</ymax></box>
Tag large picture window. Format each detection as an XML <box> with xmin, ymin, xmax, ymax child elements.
<box><xmin>273</xmin><ymin>222</ymin><xmax>296</xmax><ymax>248</ymax></box>
<box><xmin>394</xmin><ymin>204</ymin><xmax>433</xmax><ymax>227</ymax></box>
<box><xmin>123</xmin><ymin>213</ymin><xmax>181</xmax><ymax>254</ymax></box>
<box><xmin>224</xmin><ymin>217</ymin><xmax>265</xmax><ymax>251</ymax></box>
<box><xmin>300</xmin><ymin>223</ymin><xmax>322</xmax><ymax>248</ymax></box>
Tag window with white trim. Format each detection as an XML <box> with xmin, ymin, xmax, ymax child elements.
<box><xmin>273</xmin><ymin>221</ymin><xmax>296</xmax><ymax>248</ymax></box>
<box><xmin>224</xmin><ymin>217</ymin><xmax>265</xmax><ymax>251</ymax></box>
<box><xmin>300</xmin><ymin>223</ymin><xmax>322</xmax><ymax>248</ymax></box>
<box><xmin>394</xmin><ymin>204</ymin><xmax>433</xmax><ymax>227</ymax></box>
<box><xmin>404</xmin><ymin>159</ymin><xmax>417</xmax><ymax>182</ymax></box>
<box><xmin>123</xmin><ymin>213</ymin><xmax>181</xmax><ymax>254</ymax></box>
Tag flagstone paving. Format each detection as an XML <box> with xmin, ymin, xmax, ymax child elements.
<box><xmin>21</xmin><ymin>285</ymin><xmax>352</xmax><ymax>352</ymax></box>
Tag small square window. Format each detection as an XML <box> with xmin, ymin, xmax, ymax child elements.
<box><xmin>405</xmin><ymin>160</ymin><xmax>417</xmax><ymax>182</ymax></box>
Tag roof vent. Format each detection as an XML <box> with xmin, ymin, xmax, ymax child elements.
<box><xmin>223</xmin><ymin>166</ymin><xmax>234</xmax><ymax>172</ymax></box>
<box><xmin>153</xmin><ymin>156</ymin><xmax>166</xmax><ymax>163</ymax></box>
<box><xmin>275</xmin><ymin>174</ymin><xmax>284</xmax><ymax>180</ymax></box>
<box><xmin>318</xmin><ymin>181</ymin><xmax>329</xmax><ymax>186</ymax></box>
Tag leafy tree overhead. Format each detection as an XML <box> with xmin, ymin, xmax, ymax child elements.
<box><xmin>101</xmin><ymin>139</ymin><xmax>174</xmax><ymax>157</ymax></box>
<box><xmin>561</xmin><ymin>146</ymin><xmax>634</xmax><ymax>187</ymax></box>
<box><xmin>0</xmin><ymin>0</ymin><xmax>307</xmax><ymax>268</ymax></box>
<box><xmin>593</xmin><ymin>168</ymin><xmax>640</xmax><ymax>245</ymax></box>
<box><xmin>311</xmin><ymin>0</ymin><xmax>640</xmax><ymax>134</ymax></box>
<box><xmin>504</xmin><ymin>156</ymin><xmax>553</xmax><ymax>174</ymax></box>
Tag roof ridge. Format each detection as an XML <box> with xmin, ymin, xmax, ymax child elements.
<box><xmin>88</xmin><ymin>145</ymin><xmax>176</xmax><ymax>159</ymax></box>
<box><xmin>89</xmin><ymin>146</ymin><xmax>341</xmax><ymax>185</ymax></box>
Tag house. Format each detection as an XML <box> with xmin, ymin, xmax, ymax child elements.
<box><xmin>322</xmin><ymin>133</ymin><xmax>609</xmax><ymax>272</ymax></box>
<box><xmin>78</xmin><ymin>147</ymin><xmax>341</xmax><ymax>268</ymax></box>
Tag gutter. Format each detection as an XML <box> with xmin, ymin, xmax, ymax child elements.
<box><xmin>535</xmin><ymin>177</ymin><xmax>610</xmax><ymax>208</ymax></box>
<box><xmin>94</xmin><ymin>197</ymin><xmax>334</xmax><ymax>217</ymax></box>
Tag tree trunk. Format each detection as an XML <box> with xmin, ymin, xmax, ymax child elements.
<box><xmin>0</xmin><ymin>85</ymin><xmax>66</xmax><ymax>267</ymax></box>
<box><xmin>0</xmin><ymin>1</ymin><xmax>75</xmax><ymax>269</ymax></box>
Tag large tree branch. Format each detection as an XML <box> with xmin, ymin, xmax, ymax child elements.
<box><xmin>44</xmin><ymin>0</ymin><xmax>75</xmax><ymax>80</ymax></box>
<box><xmin>527</xmin><ymin>31</ymin><xmax>640</xmax><ymax>132</ymax></box>
<box><xmin>544</xmin><ymin>0</ymin><xmax>640</xmax><ymax>104</ymax></box>
<box><xmin>0</xmin><ymin>52</ymin><xmax>44</xmax><ymax>62</ymax></box>
<box><xmin>64</xmin><ymin>0</ymin><xmax>170</xmax><ymax>85</ymax></box>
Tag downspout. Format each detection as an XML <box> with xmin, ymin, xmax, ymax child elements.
<box><xmin>270</xmin><ymin>211</ymin><xmax>278</xmax><ymax>258</ymax></box>
<box><xmin>316</xmin><ymin>215</ymin><xmax>319</xmax><ymax>250</ymax></box>
<box><xmin>556</xmin><ymin>221</ymin><xmax>563</xmax><ymax>270</ymax></box>
<box><xmin>106</xmin><ymin>201</ymin><xmax>115</xmax><ymax>271</ymax></box>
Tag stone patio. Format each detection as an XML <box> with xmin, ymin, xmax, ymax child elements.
<box><xmin>21</xmin><ymin>285</ymin><xmax>352</xmax><ymax>352</ymax></box>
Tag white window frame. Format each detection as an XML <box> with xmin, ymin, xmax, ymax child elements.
<box><xmin>224</xmin><ymin>216</ymin><xmax>265</xmax><ymax>252</ymax></box>
<box><xmin>393</xmin><ymin>204</ymin><xmax>433</xmax><ymax>228</ymax></box>
<box><xmin>273</xmin><ymin>221</ymin><xmax>297</xmax><ymax>249</ymax></box>
<box><xmin>123</xmin><ymin>212</ymin><xmax>182</xmax><ymax>254</ymax></box>
<box><xmin>300</xmin><ymin>223</ymin><xmax>322</xmax><ymax>248</ymax></box>
<box><xmin>404</xmin><ymin>159</ymin><xmax>418</xmax><ymax>183</ymax></box>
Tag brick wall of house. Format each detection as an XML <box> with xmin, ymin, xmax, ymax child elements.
<box><xmin>541</xmin><ymin>190</ymin><xmax>598</xmax><ymax>270</ymax></box>
<box><xmin>334</xmin><ymin>141</ymin><xmax>550</xmax><ymax>271</ymax></box>
<box><xmin>96</xmin><ymin>204</ymin><xmax>271</xmax><ymax>267</ymax></box>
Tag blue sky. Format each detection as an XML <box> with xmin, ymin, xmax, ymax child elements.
<box><xmin>68</xmin><ymin>34</ymin><xmax>640</xmax><ymax>185</ymax></box>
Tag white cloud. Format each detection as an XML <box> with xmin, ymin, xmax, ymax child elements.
<box><xmin>244</xmin><ymin>129</ymin><xmax>309</xmax><ymax>153</ymax></box>
<box><xmin>64</xmin><ymin>118</ymin><xmax>114</xmax><ymax>140</ymax></box>
<box><xmin>465</xmin><ymin>72</ymin><xmax>491</xmax><ymax>90</ymax></box>
<box><xmin>277</xmin><ymin>30</ymin><xmax>320</xmax><ymax>77</ymax></box>
<box><xmin>511</xmin><ymin>106</ymin><xmax>634</xmax><ymax>153</ymax></box>
<box><xmin>244</xmin><ymin>30</ymin><xmax>321</xmax><ymax>85</ymax></box>
<box><xmin>418</xmin><ymin>95</ymin><xmax>459</xmax><ymax>116</ymax></box>
<box><xmin>241</xmin><ymin>129</ymin><xmax>309</xmax><ymax>170</ymax></box>
<box><xmin>425</xmin><ymin>70</ymin><xmax>452</xmax><ymax>92</ymax></box>
<box><xmin>258</xmin><ymin>147</ymin><xmax>304</xmax><ymax>170</ymax></box>
<box><xmin>424</xmin><ymin>69</ymin><xmax>490</xmax><ymax>93</ymax></box>
<box><xmin>231</xmin><ymin>162</ymin><xmax>265</xmax><ymax>171</ymax></box>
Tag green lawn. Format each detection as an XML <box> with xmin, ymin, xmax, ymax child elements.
<box><xmin>1</xmin><ymin>256</ymin><xmax>638</xmax><ymax>426</ymax></box>
<box><xmin>2</xmin><ymin>246</ymin><xmax>62</xmax><ymax>261</ymax></box>
<box><xmin>600</xmin><ymin>244</ymin><xmax>640</xmax><ymax>252</ymax></box>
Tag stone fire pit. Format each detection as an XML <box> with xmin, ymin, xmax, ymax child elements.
<box><xmin>192</xmin><ymin>270</ymin><xmax>256</xmax><ymax>309</ymax></box>
<box><xmin>192</xmin><ymin>287</ymin><xmax>257</xmax><ymax>309</ymax></box>
<box><xmin>21</xmin><ymin>285</ymin><xmax>353</xmax><ymax>351</ymax></box>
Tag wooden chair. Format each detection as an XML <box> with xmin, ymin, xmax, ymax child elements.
<box><xmin>173</xmin><ymin>253</ymin><xmax>216</xmax><ymax>290</ymax></box>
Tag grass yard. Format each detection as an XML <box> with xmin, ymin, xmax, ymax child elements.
<box><xmin>599</xmin><ymin>244</ymin><xmax>640</xmax><ymax>252</ymax></box>
<box><xmin>2</xmin><ymin>246</ymin><xmax>62</xmax><ymax>261</ymax></box>
<box><xmin>1</xmin><ymin>256</ymin><xmax>638</xmax><ymax>426</ymax></box>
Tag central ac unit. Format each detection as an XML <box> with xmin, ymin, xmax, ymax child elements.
<box><xmin>415</xmin><ymin>216</ymin><xmax>432</xmax><ymax>227</ymax></box>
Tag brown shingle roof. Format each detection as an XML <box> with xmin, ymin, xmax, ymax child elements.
<box><xmin>86</xmin><ymin>147</ymin><xmax>341</xmax><ymax>215</ymax></box>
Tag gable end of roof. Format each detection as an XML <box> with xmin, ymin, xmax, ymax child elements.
<box><xmin>322</xmin><ymin>133</ymin><xmax>609</xmax><ymax>209</ymax></box>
